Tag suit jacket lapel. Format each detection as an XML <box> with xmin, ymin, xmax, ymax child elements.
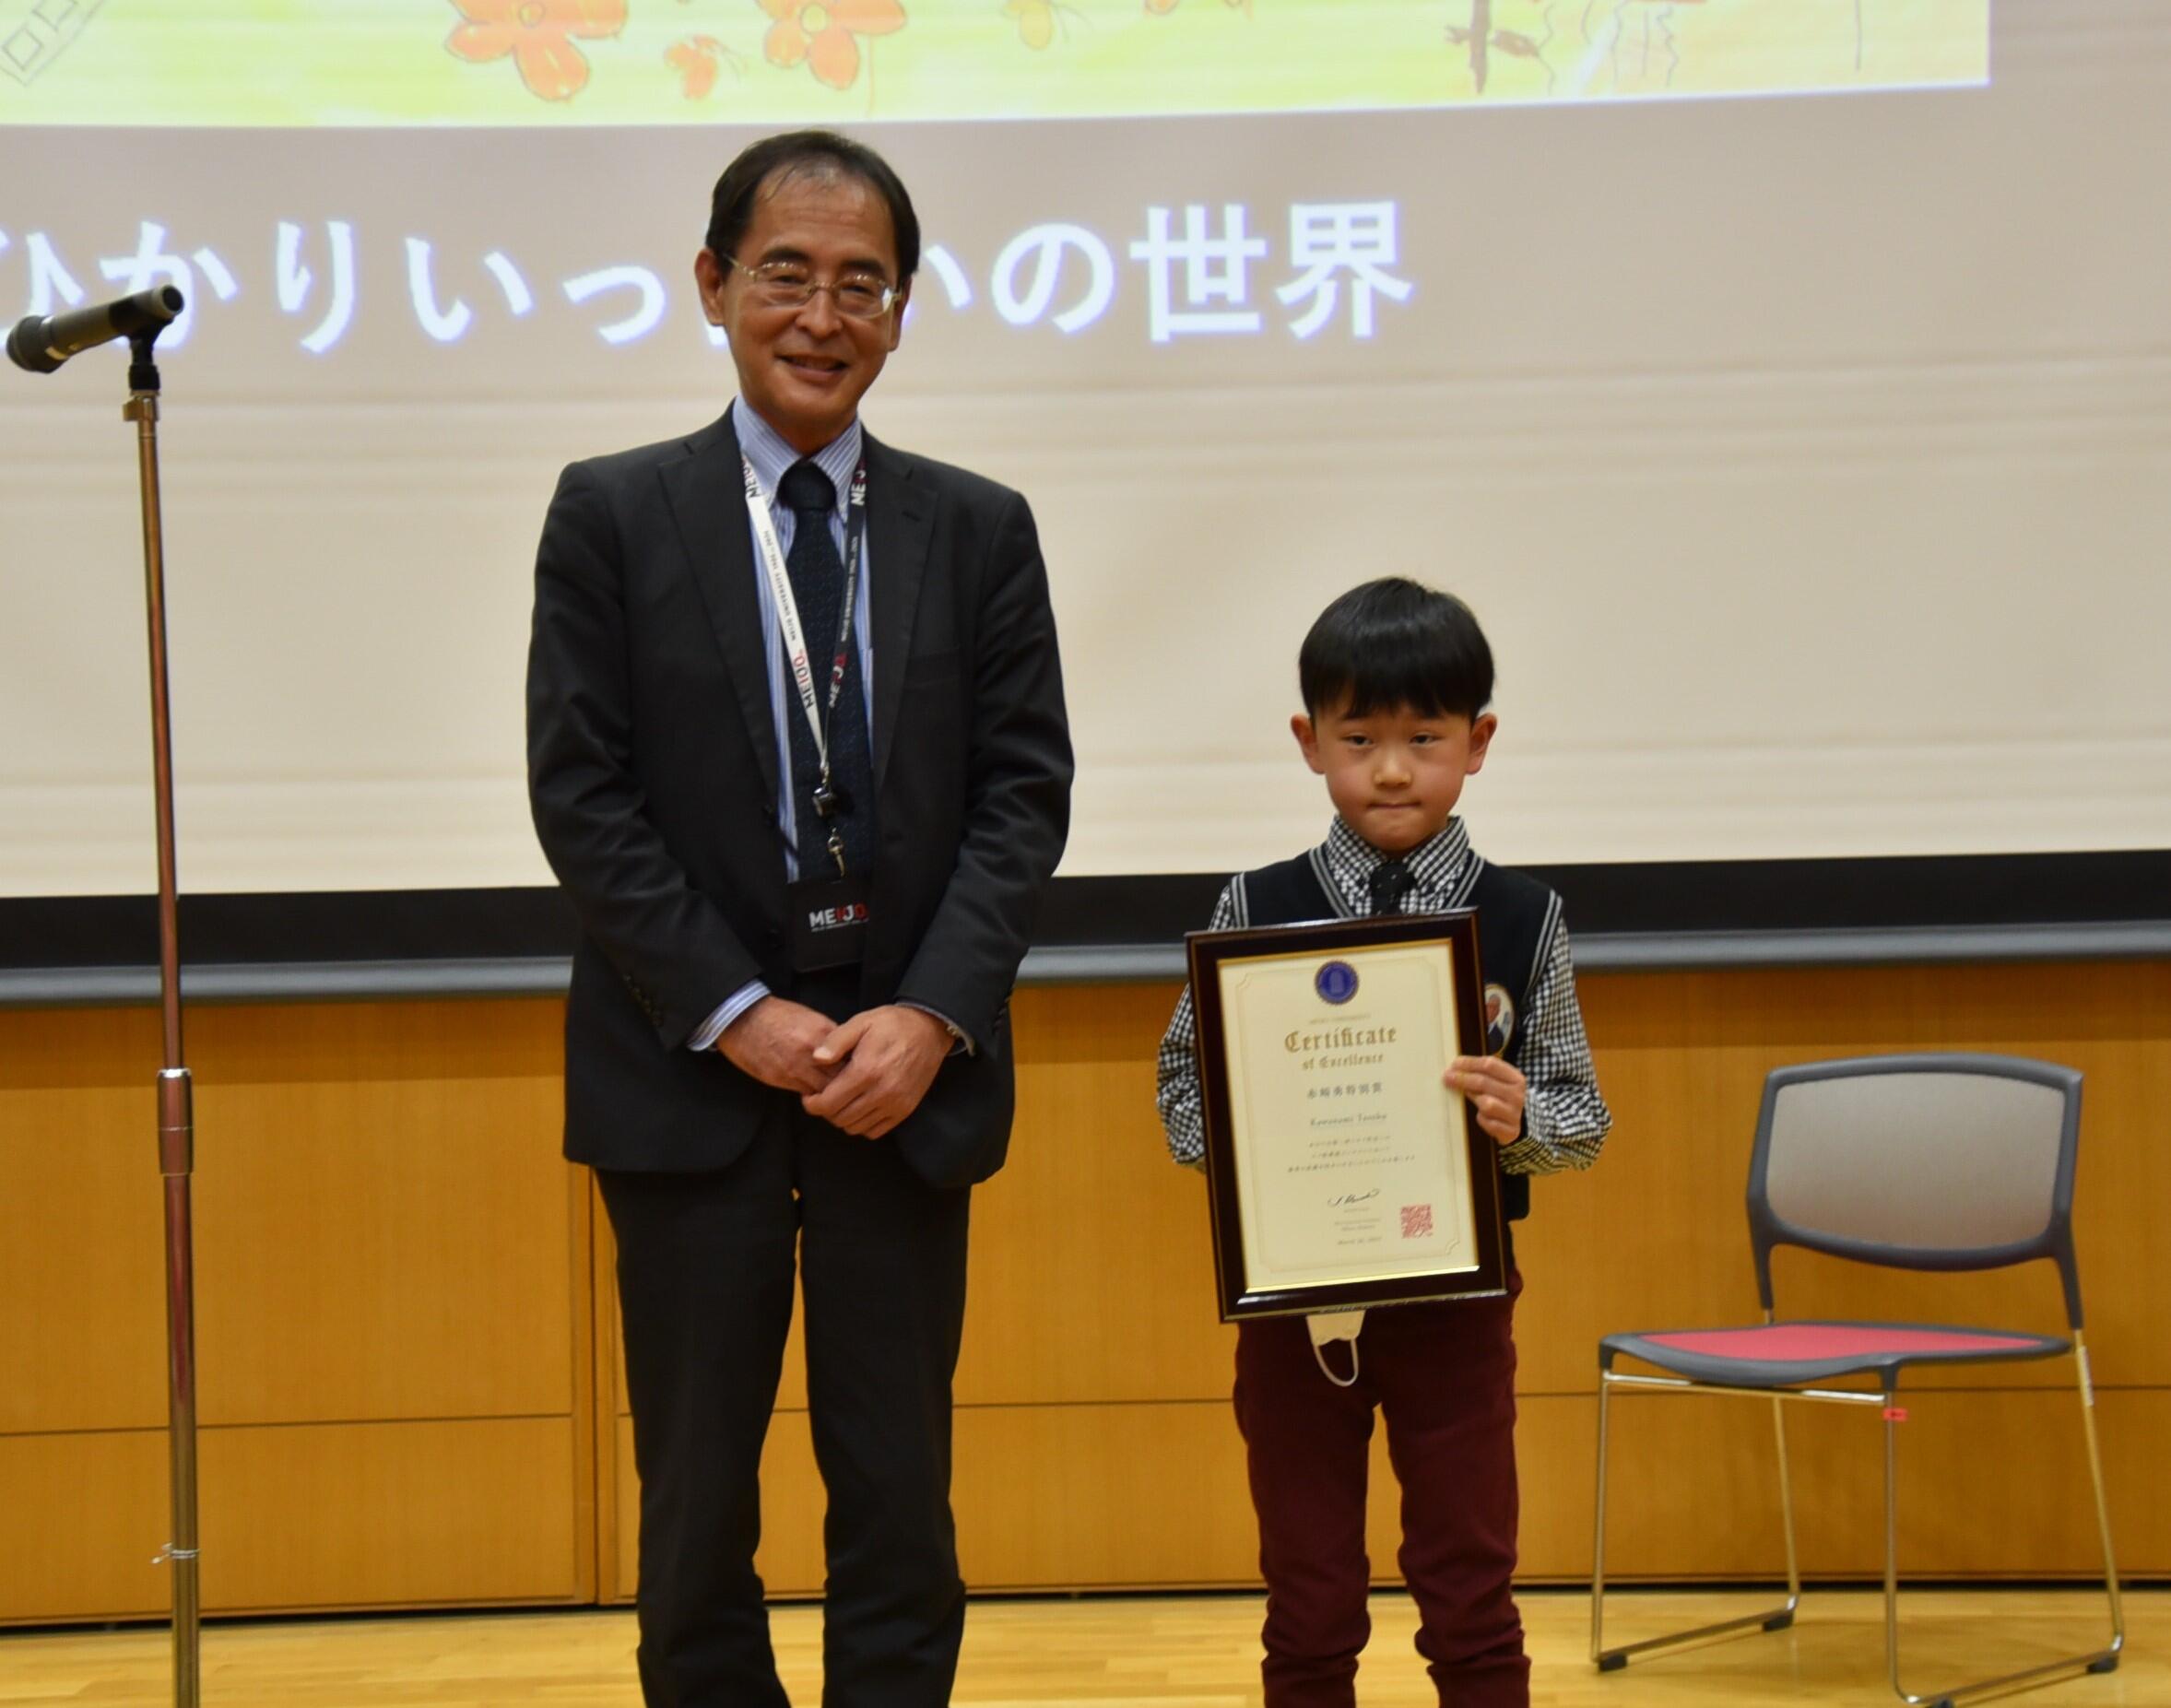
<box><xmin>661</xmin><ymin>408</ymin><xmax>780</xmax><ymax>805</ymax></box>
<box><xmin>865</xmin><ymin>431</ymin><xmax>934</xmax><ymax>795</ymax></box>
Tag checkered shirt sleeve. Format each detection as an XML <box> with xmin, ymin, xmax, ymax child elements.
<box><xmin>1494</xmin><ymin>914</ymin><xmax>1611</xmax><ymax>1176</ymax></box>
<box><xmin>1154</xmin><ymin>880</ymin><xmax>1241</xmax><ymax>1168</ymax></box>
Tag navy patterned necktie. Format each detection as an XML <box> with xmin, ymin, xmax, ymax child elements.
<box><xmin>1367</xmin><ymin>860</ymin><xmax>1415</xmax><ymax>916</ymax></box>
<box><xmin>777</xmin><ymin>459</ymin><xmax>875</xmax><ymax>877</ymax></box>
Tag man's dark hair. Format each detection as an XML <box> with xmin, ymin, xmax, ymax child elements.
<box><xmin>705</xmin><ymin>129</ymin><xmax>921</xmax><ymax>288</ymax></box>
<box><xmin>1299</xmin><ymin>578</ymin><xmax>1495</xmax><ymax>721</ymax></box>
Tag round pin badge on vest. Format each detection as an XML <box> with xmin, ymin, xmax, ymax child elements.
<box><xmin>1483</xmin><ymin>983</ymin><xmax>1516</xmax><ymax>1055</ymax></box>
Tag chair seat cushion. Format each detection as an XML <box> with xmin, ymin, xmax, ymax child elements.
<box><xmin>1599</xmin><ymin>1320</ymin><xmax>2071</xmax><ymax>1387</ymax></box>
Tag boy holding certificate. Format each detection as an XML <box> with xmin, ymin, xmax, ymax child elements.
<box><xmin>1156</xmin><ymin>578</ymin><xmax>1612</xmax><ymax>1708</ymax></box>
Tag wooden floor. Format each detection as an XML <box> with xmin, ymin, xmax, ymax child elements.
<box><xmin>0</xmin><ymin>1589</ymin><xmax>2152</xmax><ymax>1705</ymax></box>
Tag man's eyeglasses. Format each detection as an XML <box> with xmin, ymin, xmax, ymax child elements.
<box><xmin>728</xmin><ymin>256</ymin><xmax>898</xmax><ymax>321</ymax></box>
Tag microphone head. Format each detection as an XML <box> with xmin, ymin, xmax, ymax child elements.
<box><xmin>126</xmin><ymin>286</ymin><xmax>186</xmax><ymax>334</ymax></box>
<box><xmin>6</xmin><ymin>316</ymin><xmax>64</xmax><ymax>374</ymax></box>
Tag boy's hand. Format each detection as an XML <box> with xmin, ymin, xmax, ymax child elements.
<box><xmin>1447</xmin><ymin>1054</ymin><xmax>1526</xmax><ymax>1146</ymax></box>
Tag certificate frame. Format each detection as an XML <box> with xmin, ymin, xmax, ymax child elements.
<box><xmin>1186</xmin><ymin>910</ymin><xmax>1508</xmax><ymax>1321</ymax></box>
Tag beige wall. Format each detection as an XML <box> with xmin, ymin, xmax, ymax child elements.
<box><xmin>5</xmin><ymin>960</ymin><xmax>2166</xmax><ymax>1624</ymax></box>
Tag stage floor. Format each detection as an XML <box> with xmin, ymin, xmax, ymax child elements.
<box><xmin>1</xmin><ymin>1587</ymin><xmax>2154</xmax><ymax>1705</ymax></box>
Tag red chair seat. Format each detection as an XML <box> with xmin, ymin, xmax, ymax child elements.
<box><xmin>1600</xmin><ymin>1319</ymin><xmax>2069</xmax><ymax>1387</ymax></box>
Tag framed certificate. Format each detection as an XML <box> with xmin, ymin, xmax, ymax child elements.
<box><xmin>1186</xmin><ymin>911</ymin><xmax>1508</xmax><ymax>1320</ymax></box>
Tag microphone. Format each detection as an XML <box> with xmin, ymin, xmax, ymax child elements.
<box><xmin>7</xmin><ymin>286</ymin><xmax>185</xmax><ymax>374</ymax></box>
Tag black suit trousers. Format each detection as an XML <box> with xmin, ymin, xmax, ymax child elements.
<box><xmin>598</xmin><ymin>1048</ymin><xmax>973</xmax><ymax>1708</ymax></box>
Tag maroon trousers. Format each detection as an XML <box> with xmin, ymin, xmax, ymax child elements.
<box><xmin>1233</xmin><ymin>1275</ymin><xmax>1527</xmax><ymax>1708</ymax></box>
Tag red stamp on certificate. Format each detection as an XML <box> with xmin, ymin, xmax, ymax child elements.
<box><xmin>1400</xmin><ymin>1204</ymin><xmax>1434</xmax><ymax>1240</ymax></box>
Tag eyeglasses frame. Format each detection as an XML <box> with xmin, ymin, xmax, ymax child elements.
<box><xmin>725</xmin><ymin>254</ymin><xmax>899</xmax><ymax>322</ymax></box>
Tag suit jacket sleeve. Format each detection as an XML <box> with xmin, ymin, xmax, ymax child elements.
<box><xmin>891</xmin><ymin>488</ymin><xmax>1072</xmax><ymax>1043</ymax></box>
<box><xmin>526</xmin><ymin>460</ymin><xmax>763</xmax><ymax>1048</ymax></box>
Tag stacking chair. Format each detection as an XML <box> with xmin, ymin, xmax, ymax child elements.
<box><xmin>1588</xmin><ymin>1054</ymin><xmax>2122</xmax><ymax>1708</ymax></box>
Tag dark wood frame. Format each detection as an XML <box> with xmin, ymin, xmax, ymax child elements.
<box><xmin>1186</xmin><ymin>910</ymin><xmax>1508</xmax><ymax>1321</ymax></box>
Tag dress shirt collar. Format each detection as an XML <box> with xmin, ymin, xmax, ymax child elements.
<box><xmin>732</xmin><ymin>400</ymin><xmax>863</xmax><ymax>523</ymax></box>
<box><xmin>1317</xmin><ymin>816</ymin><xmax>1479</xmax><ymax>915</ymax></box>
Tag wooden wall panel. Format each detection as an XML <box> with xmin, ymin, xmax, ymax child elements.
<box><xmin>1552</xmin><ymin>963</ymin><xmax>2171</xmax><ymax>1391</ymax></box>
<box><xmin>961</xmin><ymin>985</ymin><xmax>1236</xmax><ymax>1408</ymax></box>
<box><xmin>608</xmin><ymin>1413</ymin><xmax>635</xmax><ymax>1603</ymax></box>
<box><xmin>197</xmin><ymin>1419</ymin><xmax>588</xmax><ymax>1613</ymax></box>
<box><xmin>6</xmin><ymin>955</ymin><xmax>2166</xmax><ymax>1622</ymax></box>
<box><xmin>594</xmin><ymin>960</ymin><xmax>2171</xmax><ymax>1598</ymax></box>
<box><xmin>955</xmin><ymin>1403</ymin><xmax>1260</xmax><ymax>1589</ymax></box>
<box><xmin>607</xmin><ymin>1386</ymin><xmax>2168</xmax><ymax>1604</ymax></box>
<box><xmin>0</xmin><ymin>1419</ymin><xmax>589</xmax><ymax>1624</ymax></box>
<box><xmin>0</xmin><ymin>1430</ymin><xmax>171</xmax><ymax>1622</ymax></box>
<box><xmin>0</xmin><ymin>998</ymin><xmax>597</xmax><ymax>1626</ymax></box>
<box><xmin>0</xmin><ymin>1007</ymin><xmax>175</xmax><ymax>1436</ymax></box>
<box><xmin>1518</xmin><ymin>1387</ymin><xmax>2166</xmax><ymax>1583</ymax></box>
<box><xmin>189</xmin><ymin>1022</ymin><xmax>584</xmax><ymax>1426</ymax></box>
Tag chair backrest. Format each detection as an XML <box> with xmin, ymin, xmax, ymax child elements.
<box><xmin>1747</xmin><ymin>1054</ymin><xmax>2084</xmax><ymax>1328</ymax></box>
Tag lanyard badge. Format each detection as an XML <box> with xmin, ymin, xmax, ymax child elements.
<box><xmin>785</xmin><ymin>872</ymin><xmax>872</xmax><ymax>972</ymax></box>
<box><xmin>742</xmin><ymin>455</ymin><xmax>867</xmax><ymax>879</ymax></box>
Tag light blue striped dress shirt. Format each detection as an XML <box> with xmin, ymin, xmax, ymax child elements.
<box><xmin>689</xmin><ymin>402</ymin><xmax>874</xmax><ymax>1053</ymax></box>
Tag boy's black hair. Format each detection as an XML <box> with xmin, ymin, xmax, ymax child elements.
<box><xmin>1299</xmin><ymin>577</ymin><xmax>1495</xmax><ymax>721</ymax></box>
<box><xmin>705</xmin><ymin>130</ymin><xmax>921</xmax><ymax>288</ymax></box>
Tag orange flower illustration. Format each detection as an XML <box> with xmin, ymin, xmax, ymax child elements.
<box><xmin>446</xmin><ymin>0</ymin><xmax>627</xmax><ymax>103</ymax></box>
<box><xmin>759</xmin><ymin>0</ymin><xmax>906</xmax><ymax>91</ymax></box>
<box><xmin>1003</xmin><ymin>0</ymin><xmax>1079</xmax><ymax>49</ymax></box>
<box><xmin>667</xmin><ymin>33</ymin><xmax>747</xmax><ymax>99</ymax></box>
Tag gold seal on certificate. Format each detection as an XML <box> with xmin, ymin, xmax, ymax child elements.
<box><xmin>1186</xmin><ymin>912</ymin><xmax>1508</xmax><ymax>1320</ymax></box>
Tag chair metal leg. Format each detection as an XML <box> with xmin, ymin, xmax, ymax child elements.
<box><xmin>1768</xmin><ymin>1392</ymin><xmax>1802</xmax><ymax>1629</ymax></box>
<box><xmin>1588</xmin><ymin>1369</ymin><xmax>1805</xmax><ymax>1672</ymax></box>
<box><xmin>1882</xmin><ymin>1347</ymin><xmax>2126</xmax><ymax>1707</ymax></box>
<box><xmin>2077</xmin><ymin>1334</ymin><xmax>2126</xmax><ymax>1668</ymax></box>
<box><xmin>1589</xmin><ymin>1370</ymin><xmax>1614</xmax><ymax>1666</ymax></box>
<box><xmin>1883</xmin><ymin>1390</ymin><xmax>1916</xmax><ymax>1704</ymax></box>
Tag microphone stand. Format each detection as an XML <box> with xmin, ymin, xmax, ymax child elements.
<box><xmin>124</xmin><ymin>325</ymin><xmax>202</xmax><ymax>1708</ymax></box>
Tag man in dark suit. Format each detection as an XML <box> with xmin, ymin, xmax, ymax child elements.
<box><xmin>525</xmin><ymin>131</ymin><xmax>1072</xmax><ymax>1707</ymax></box>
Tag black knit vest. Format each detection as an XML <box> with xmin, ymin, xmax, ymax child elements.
<box><xmin>1233</xmin><ymin>850</ymin><xmax>1559</xmax><ymax>1225</ymax></box>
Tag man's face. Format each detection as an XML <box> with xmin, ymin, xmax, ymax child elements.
<box><xmin>695</xmin><ymin>167</ymin><xmax>907</xmax><ymax>454</ymax></box>
<box><xmin>1292</xmin><ymin>699</ymin><xmax>1496</xmax><ymax>856</ymax></box>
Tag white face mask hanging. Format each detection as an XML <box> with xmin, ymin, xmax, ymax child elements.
<box><xmin>1306</xmin><ymin>1309</ymin><xmax>1366</xmax><ymax>1387</ymax></box>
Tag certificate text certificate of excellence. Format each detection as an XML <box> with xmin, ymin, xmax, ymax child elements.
<box><xmin>1217</xmin><ymin>944</ymin><xmax>1479</xmax><ymax>1295</ymax></box>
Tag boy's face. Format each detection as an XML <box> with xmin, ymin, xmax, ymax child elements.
<box><xmin>1292</xmin><ymin>699</ymin><xmax>1497</xmax><ymax>856</ymax></box>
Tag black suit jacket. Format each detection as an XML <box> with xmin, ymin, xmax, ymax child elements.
<box><xmin>526</xmin><ymin>409</ymin><xmax>1072</xmax><ymax>1188</ymax></box>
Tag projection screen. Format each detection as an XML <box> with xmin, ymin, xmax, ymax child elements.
<box><xmin>2</xmin><ymin>1</ymin><xmax>2164</xmax><ymax>901</ymax></box>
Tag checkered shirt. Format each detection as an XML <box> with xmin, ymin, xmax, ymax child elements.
<box><xmin>1154</xmin><ymin>817</ymin><xmax>1611</xmax><ymax>1175</ymax></box>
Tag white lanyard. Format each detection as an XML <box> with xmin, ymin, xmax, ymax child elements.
<box><xmin>741</xmin><ymin>455</ymin><xmax>867</xmax><ymax>819</ymax></box>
